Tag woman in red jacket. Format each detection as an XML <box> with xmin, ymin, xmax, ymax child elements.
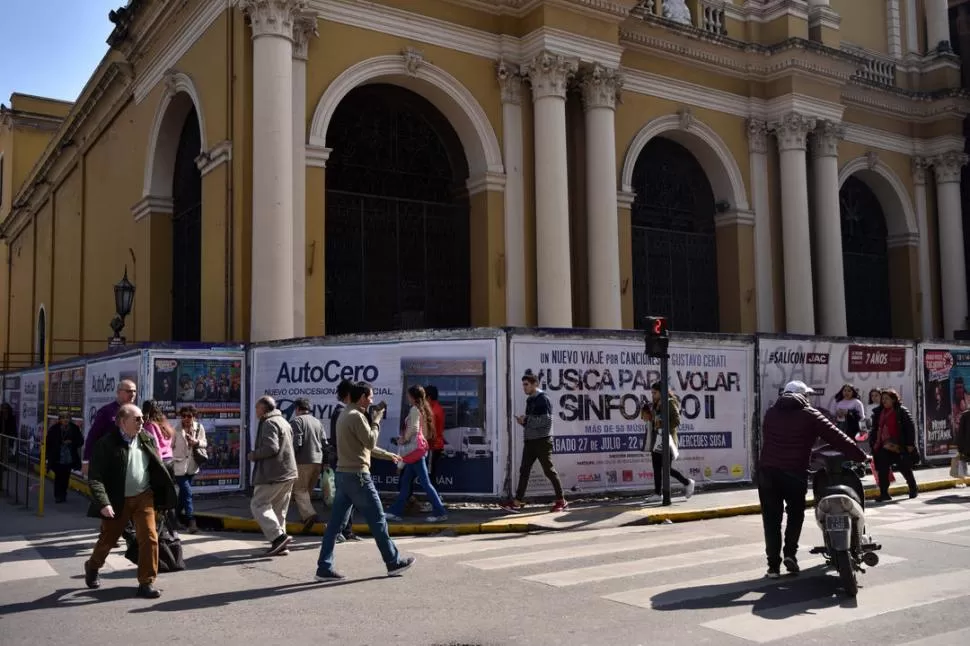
<box><xmin>870</xmin><ymin>388</ymin><xmax>919</xmax><ymax>502</ymax></box>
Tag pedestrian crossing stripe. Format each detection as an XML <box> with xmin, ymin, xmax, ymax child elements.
<box><xmin>459</xmin><ymin>533</ymin><xmax>725</xmax><ymax>571</ymax></box>
<box><xmin>700</xmin><ymin>569</ymin><xmax>970</xmax><ymax>643</ymax></box>
<box><xmin>401</xmin><ymin>525</ymin><xmax>666</xmax><ymax>557</ymax></box>
<box><xmin>0</xmin><ymin>538</ymin><xmax>59</xmax><ymax>584</ymax></box>
<box><xmin>524</xmin><ymin>542</ymin><xmax>767</xmax><ymax>587</ymax></box>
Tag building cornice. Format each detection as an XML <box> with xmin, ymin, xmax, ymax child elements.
<box><xmin>0</xmin><ymin>61</ymin><xmax>134</xmax><ymax>239</ymax></box>
<box><xmin>0</xmin><ymin>107</ymin><xmax>65</xmax><ymax>133</ymax></box>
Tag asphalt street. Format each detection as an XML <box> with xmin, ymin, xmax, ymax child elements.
<box><xmin>4</xmin><ymin>488</ymin><xmax>970</xmax><ymax>645</ymax></box>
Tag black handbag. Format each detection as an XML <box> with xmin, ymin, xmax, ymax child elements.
<box><xmin>124</xmin><ymin>514</ymin><xmax>186</xmax><ymax>573</ymax></box>
<box><xmin>192</xmin><ymin>445</ymin><xmax>209</xmax><ymax>469</ymax></box>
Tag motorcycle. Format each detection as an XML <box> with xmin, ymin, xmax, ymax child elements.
<box><xmin>808</xmin><ymin>443</ymin><xmax>882</xmax><ymax>597</ymax></box>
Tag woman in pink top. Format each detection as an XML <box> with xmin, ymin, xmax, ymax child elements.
<box><xmin>142</xmin><ymin>399</ymin><xmax>175</xmax><ymax>472</ymax></box>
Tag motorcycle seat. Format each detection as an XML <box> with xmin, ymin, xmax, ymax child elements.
<box><xmin>823</xmin><ymin>484</ymin><xmax>863</xmax><ymax>505</ymax></box>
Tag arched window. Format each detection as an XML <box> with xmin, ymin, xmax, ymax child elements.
<box><xmin>324</xmin><ymin>84</ymin><xmax>471</xmax><ymax>334</ymax></box>
<box><xmin>36</xmin><ymin>306</ymin><xmax>46</xmax><ymax>365</ymax></box>
<box><xmin>630</xmin><ymin>137</ymin><xmax>720</xmax><ymax>332</ymax></box>
<box><xmin>171</xmin><ymin>107</ymin><xmax>202</xmax><ymax>342</ymax></box>
<box><xmin>840</xmin><ymin>176</ymin><xmax>892</xmax><ymax>338</ymax></box>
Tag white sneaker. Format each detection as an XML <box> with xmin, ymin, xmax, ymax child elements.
<box><xmin>426</xmin><ymin>515</ymin><xmax>448</xmax><ymax>523</ymax></box>
<box><xmin>385</xmin><ymin>513</ymin><xmax>403</xmax><ymax>522</ymax></box>
<box><xmin>641</xmin><ymin>494</ymin><xmax>661</xmax><ymax>505</ymax></box>
<box><xmin>685</xmin><ymin>479</ymin><xmax>696</xmax><ymax>499</ymax></box>
<box><xmin>419</xmin><ymin>502</ymin><xmax>433</xmax><ymax>513</ymax></box>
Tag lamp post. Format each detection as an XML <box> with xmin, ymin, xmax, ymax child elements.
<box><xmin>108</xmin><ymin>267</ymin><xmax>135</xmax><ymax>348</ymax></box>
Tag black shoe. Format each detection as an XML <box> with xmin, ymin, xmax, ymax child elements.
<box><xmin>783</xmin><ymin>556</ymin><xmax>800</xmax><ymax>575</ymax></box>
<box><xmin>387</xmin><ymin>556</ymin><xmax>415</xmax><ymax>577</ymax></box>
<box><xmin>765</xmin><ymin>567</ymin><xmax>780</xmax><ymax>579</ymax></box>
<box><xmin>908</xmin><ymin>485</ymin><xmax>918</xmax><ymax>499</ymax></box>
<box><xmin>343</xmin><ymin>533</ymin><xmax>362</xmax><ymax>542</ymax></box>
<box><xmin>314</xmin><ymin>569</ymin><xmax>346</xmax><ymax>583</ymax></box>
<box><xmin>83</xmin><ymin>561</ymin><xmax>100</xmax><ymax>589</ymax></box>
<box><xmin>303</xmin><ymin>515</ymin><xmax>319</xmax><ymax>534</ymax></box>
<box><xmin>876</xmin><ymin>493</ymin><xmax>892</xmax><ymax>502</ymax></box>
<box><xmin>135</xmin><ymin>583</ymin><xmax>160</xmax><ymax>599</ymax></box>
<box><xmin>266</xmin><ymin>534</ymin><xmax>293</xmax><ymax>556</ymax></box>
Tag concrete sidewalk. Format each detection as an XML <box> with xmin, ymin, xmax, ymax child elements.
<box><xmin>189</xmin><ymin>465</ymin><xmax>962</xmax><ymax>538</ymax></box>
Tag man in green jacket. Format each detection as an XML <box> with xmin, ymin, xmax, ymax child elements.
<box><xmin>84</xmin><ymin>403</ymin><xmax>177</xmax><ymax>599</ymax></box>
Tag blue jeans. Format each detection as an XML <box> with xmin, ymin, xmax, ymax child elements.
<box><xmin>388</xmin><ymin>458</ymin><xmax>446</xmax><ymax>517</ymax></box>
<box><xmin>176</xmin><ymin>475</ymin><xmax>194</xmax><ymax>519</ymax></box>
<box><xmin>317</xmin><ymin>471</ymin><xmax>401</xmax><ymax>573</ymax></box>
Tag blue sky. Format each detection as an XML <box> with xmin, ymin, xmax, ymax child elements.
<box><xmin>0</xmin><ymin>0</ymin><xmax>121</xmax><ymax>107</ymax></box>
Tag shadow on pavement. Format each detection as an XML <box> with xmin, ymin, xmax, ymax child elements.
<box><xmin>649</xmin><ymin>565</ymin><xmax>860</xmax><ymax>617</ymax></box>
<box><xmin>128</xmin><ymin>575</ymin><xmax>390</xmax><ymax>612</ymax></box>
<box><xmin>922</xmin><ymin>494</ymin><xmax>970</xmax><ymax>505</ymax></box>
<box><xmin>0</xmin><ymin>586</ymin><xmax>137</xmax><ymax>616</ymax></box>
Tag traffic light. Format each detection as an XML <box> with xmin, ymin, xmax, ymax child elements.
<box><xmin>644</xmin><ymin>315</ymin><xmax>669</xmax><ymax>359</ymax></box>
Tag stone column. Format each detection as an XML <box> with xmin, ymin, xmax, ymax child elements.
<box><xmin>291</xmin><ymin>11</ymin><xmax>316</xmax><ymax>338</ymax></box>
<box><xmin>811</xmin><ymin>121</ymin><xmax>847</xmax><ymax>336</ymax></box>
<box><xmin>524</xmin><ymin>51</ymin><xmax>577</xmax><ymax>328</ymax></box>
<box><xmin>933</xmin><ymin>151</ymin><xmax>969</xmax><ymax>338</ymax></box>
<box><xmin>497</xmin><ymin>61</ymin><xmax>527</xmax><ymax>327</ymax></box>
<box><xmin>581</xmin><ymin>64</ymin><xmax>623</xmax><ymax>330</ymax></box>
<box><xmin>771</xmin><ymin>112</ymin><xmax>817</xmax><ymax>335</ymax></box>
<box><xmin>912</xmin><ymin>157</ymin><xmax>934</xmax><ymax>338</ymax></box>
<box><xmin>243</xmin><ymin>0</ymin><xmax>304</xmax><ymax>341</ymax></box>
<box><xmin>746</xmin><ymin>119</ymin><xmax>775</xmax><ymax>332</ymax></box>
<box><xmin>926</xmin><ymin>0</ymin><xmax>951</xmax><ymax>52</ymax></box>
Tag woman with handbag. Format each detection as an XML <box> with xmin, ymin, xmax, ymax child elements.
<box><xmin>641</xmin><ymin>382</ymin><xmax>695</xmax><ymax>503</ymax></box>
<box><xmin>870</xmin><ymin>388</ymin><xmax>919</xmax><ymax>502</ymax></box>
<box><xmin>385</xmin><ymin>386</ymin><xmax>448</xmax><ymax>523</ymax></box>
<box><xmin>172</xmin><ymin>405</ymin><xmax>208</xmax><ymax>533</ymax></box>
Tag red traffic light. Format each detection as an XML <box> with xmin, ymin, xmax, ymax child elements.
<box><xmin>644</xmin><ymin>316</ymin><xmax>668</xmax><ymax>337</ymax></box>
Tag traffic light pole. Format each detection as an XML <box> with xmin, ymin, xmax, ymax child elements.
<box><xmin>660</xmin><ymin>352</ymin><xmax>671</xmax><ymax>507</ymax></box>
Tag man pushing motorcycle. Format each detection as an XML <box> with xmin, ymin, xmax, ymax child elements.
<box><xmin>758</xmin><ymin>381</ymin><xmax>867</xmax><ymax>578</ymax></box>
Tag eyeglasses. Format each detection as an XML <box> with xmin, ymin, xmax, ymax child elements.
<box><xmin>180</xmin><ymin>414</ymin><xmax>193</xmax><ymax>419</ymax></box>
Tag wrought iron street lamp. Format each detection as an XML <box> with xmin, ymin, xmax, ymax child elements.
<box><xmin>109</xmin><ymin>267</ymin><xmax>135</xmax><ymax>347</ymax></box>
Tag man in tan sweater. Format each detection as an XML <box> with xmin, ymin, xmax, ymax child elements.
<box><xmin>314</xmin><ymin>381</ymin><xmax>415</xmax><ymax>581</ymax></box>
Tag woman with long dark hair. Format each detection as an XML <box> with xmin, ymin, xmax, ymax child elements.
<box><xmin>833</xmin><ymin>384</ymin><xmax>866</xmax><ymax>439</ymax></box>
<box><xmin>142</xmin><ymin>400</ymin><xmax>175</xmax><ymax>474</ymax></box>
<box><xmin>385</xmin><ymin>386</ymin><xmax>448</xmax><ymax>523</ymax></box>
<box><xmin>870</xmin><ymin>388</ymin><xmax>919</xmax><ymax>501</ymax></box>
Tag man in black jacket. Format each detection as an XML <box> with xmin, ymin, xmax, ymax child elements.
<box><xmin>329</xmin><ymin>380</ymin><xmax>359</xmax><ymax>542</ymax></box>
<box><xmin>46</xmin><ymin>412</ymin><xmax>83</xmax><ymax>503</ymax></box>
<box><xmin>84</xmin><ymin>404</ymin><xmax>177</xmax><ymax>599</ymax></box>
<box><xmin>759</xmin><ymin>381</ymin><xmax>866</xmax><ymax>579</ymax></box>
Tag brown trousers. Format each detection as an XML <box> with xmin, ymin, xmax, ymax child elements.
<box><xmin>88</xmin><ymin>489</ymin><xmax>158</xmax><ymax>584</ymax></box>
<box><xmin>293</xmin><ymin>464</ymin><xmax>323</xmax><ymax>521</ymax></box>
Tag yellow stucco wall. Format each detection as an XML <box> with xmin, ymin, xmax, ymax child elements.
<box><xmin>0</xmin><ymin>0</ymin><xmax>963</xmax><ymax>368</ymax></box>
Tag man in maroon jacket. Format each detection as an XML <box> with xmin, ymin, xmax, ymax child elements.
<box><xmin>759</xmin><ymin>381</ymin><xmax>867</xmax><ymax>579</ymax></box>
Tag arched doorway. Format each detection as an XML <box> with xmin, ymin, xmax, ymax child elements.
<box><xmin>630</xmin><ymin>137</ymin><xmax>719</xmax><ymax>332</ymax></box>
<box><xmin>171</xmin><ymin>107</ymin><xmax>202</xmax><ymax>342</ymax></box>
<box><xmin>324</xmin><ymin>84</ymin><xmax>471</xmax><ymax>334</ymax></box>
<box><xmin>840</xmin><ymin>176</ymin><xmax>892</xmax><ymax>338</ymax></box>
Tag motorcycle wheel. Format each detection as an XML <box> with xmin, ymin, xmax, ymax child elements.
<box><xmin>834</xmin><ymin>550</ymin><xmax>858</xmax><ymax>597</ymax></box>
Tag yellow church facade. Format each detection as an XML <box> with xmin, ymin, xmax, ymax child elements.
<box><xmin>0</xmin><ymin>0</ymin><xmax>968</xmax><ymax>370</ymax></box>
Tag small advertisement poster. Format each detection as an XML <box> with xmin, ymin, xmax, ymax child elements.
<box><xmin>83</xmin><ymin>354</ymin><xmax>142</xmax><ymax>442</ymax></box>
<box><xmin>758</xmin><ymin>337</ymin><xmax>916</xmax><ymax>450</ymax></box>
<box><xmin>249</xmin><ymin>336</ymin><xmax>503</xmax><ymax>496</ymax></box>
<box><xmin>920</xmin><ymin>345</ymin><xmax>970</xmax><ymax>458</ymax></box>
<box><xmin>508</xmin><ymin>335</ymin><xmax>754</xmax><ymax>496</ymax></box>
<box><xmin>46</xmin><ymin>365</ymin><xmax>86</xmax><ymax>427</ymax></box>
<box><xmin>18</xmin><ymin>371</ymin><xmax>44</xmax><ymax>462</ymax></box>
<box><xmin>2</xmin><ymin>375</ymin><xmax>21</xmax><ymax>455</ymax></box>
<box><xmin>149</xmin><ymin>352</ymin><xmax>244</xmax><ymax>493</ymax></box>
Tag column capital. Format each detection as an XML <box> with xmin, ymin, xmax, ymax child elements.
<box><xmin>496</xmin><ymin>59</ymin><xmax>524</xmax><ymax>105</ymax></box>
<box><xmin>770</xmin><ymin>112</ymin><xmax>817</xmax><ymax>152</ymax></box>
<box><xmin>933</xmin><ymin>151</ymin><xmax>969</xmax><ymax>183</ymax></box>
<box><xmin>912</xmin><ymin>156</ymin><xmax>931</xmax><ymax>186</ymax></box>
<box><xmin>812</xmin><ymin>120</ymin><xmax>845</xmax><ymax>158</ymax></box>
<box><xmin>524</xmin><ymin>51</ymin><xmax>578</xmax><ymax>101</ymax></box>
<box><xmin>241</xmin><ymin>0</ymin><xmax>308</xmax><ymax>40</ymax></box>
<box><xmin>292</xmin><ymin>11</ymin><xmax>318</xmax><ymax>60</ymax></box>
<box><xmin>746</xmin><ymin>119</ymin><xmax>769</xmax><ymax>155</ymax></box>
<box><xmin>580</xmin><ymin>63</ymin><xmax>623</xmax><ymax>111</ymax></box>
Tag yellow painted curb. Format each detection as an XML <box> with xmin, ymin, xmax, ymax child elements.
<box><xmin>625</xmin><ymin>478</ymin><xmax>963</xmax><ymax>526</ymax></box>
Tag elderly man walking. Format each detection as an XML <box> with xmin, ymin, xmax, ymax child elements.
<box><xmin>248</xmin><ymin>395</ymin><xmax>298</xmax><ymax>556</ymax></box>
<box><xmin>84</xmin><ymin>403</ymin><xmax>177</xmax><ymax>599</ymax></box>
<box><xmin>82</xmin><ymin>378</ymin><xmax>137</xmax><ymax>477</ymax></box>
<box><xmin>291</xmin><ymin>398</ymin><xmax>327</xmax><ymax>533</ymax></box>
